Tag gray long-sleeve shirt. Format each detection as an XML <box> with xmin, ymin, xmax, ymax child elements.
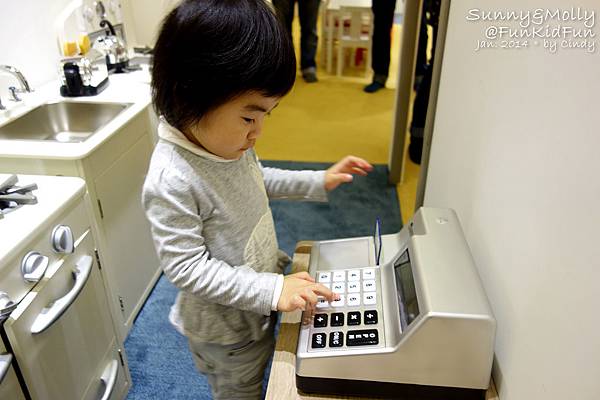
<box><xmin>142</xmin><ymin>121</ymin><xmax>327</xmax><ymax>344</ymax></box>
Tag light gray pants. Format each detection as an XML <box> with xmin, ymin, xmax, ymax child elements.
<box><xmin>188</xmin><ymin>331</ymin><xmax>275</xmax><ymax>400</ymax></box>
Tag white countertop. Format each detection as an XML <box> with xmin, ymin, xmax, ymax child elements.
<box><xmin>0</xmin><ymin>174</ymin><xmax>86</xmax><ymax>266</ymax></box>
<box><xmin>0</xmin><ymin>68</ymin><xmax>152</xmax><ymax>160</ymax></box>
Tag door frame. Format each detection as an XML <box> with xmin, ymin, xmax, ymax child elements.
<box><xmin>388</xmin><ymin>0</ymin><xmax>424</xmax><ymax>184</ymax></box>
<box><xmin>388</xmin><ymin>0</ymin><xmax>451</xmax><ymax>212</ymax></box>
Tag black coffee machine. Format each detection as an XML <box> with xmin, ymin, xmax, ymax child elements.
<box><xmin>60</xmin><ymin>49</ymin><xmax>109</xmax><ymax>97</ymax></box>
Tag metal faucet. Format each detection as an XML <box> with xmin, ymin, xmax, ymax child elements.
<box><xmin>0</xmin><ymin>65</ymin><xmax>33</xmax><ymax>94</ymax></box>
<box><xmin>8</xmin><ymin>87</ymin><xmax>20</xmax><ymax>102</ymax></box>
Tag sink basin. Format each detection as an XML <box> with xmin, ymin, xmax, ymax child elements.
<box><xmin>0</xmin><ymin>101</ymin><xmax>132</xmax><ymax>143</ymax></box>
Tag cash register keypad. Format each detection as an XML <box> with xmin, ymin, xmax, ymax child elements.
<box><xmin>308</xmin><ymin>267</ymin><xmax>383</xmax><ymax>352</ymax></box>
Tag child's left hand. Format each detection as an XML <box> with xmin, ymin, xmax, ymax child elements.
<box><xmin>325</xmin><ymin>156</ymin><xmax>373</xmax><ymax>191</ymax></box>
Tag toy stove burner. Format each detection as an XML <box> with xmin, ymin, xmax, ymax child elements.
<box><xmin>0</xmin><ymin>174</ymin><xmax>38</xmax><ymax>219</ymax></box>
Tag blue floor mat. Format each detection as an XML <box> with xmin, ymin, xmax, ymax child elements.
<box><xmin>125</xmin><ymin>161</ymin><xmax>402</xmax><ymax>399</ymax></box>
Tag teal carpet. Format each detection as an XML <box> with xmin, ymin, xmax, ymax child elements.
<box><xmin>124</xmin><ymin>161</ymin><xmax>402</xmax><ymax>399</ymax></box>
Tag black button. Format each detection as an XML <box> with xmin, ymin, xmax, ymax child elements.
<box><xmin>314</xmin><ymin>313</ymin><xmax>328</xmax><ymax>328</ymax></box>
<box><xmin>311</xmin><ymin>333</ymin><xmax>326</xmax><ymax>348</ymax></box>
<box><xmin>347</xmin><ymin>311</ymin><xmax>361</xmax><ymax>325</ymax></box>
<box><xmin>364</xmin><ymin>310</ymin><xmax>378</xmax><ymax>325</ymax></box>
<box><xmin>331</xmin><ymin>312</ymin><xmax>345</xmax><ymax>327</ymax></box>
<box><xmin>329</xmin><ymin>331</ymin><xmax>344</xmax><ymax>347</ymax></box>
<box><xmin>347</xmin><ymin>329</ymin><xmax>379</xmax><ymax>346</ymax></box>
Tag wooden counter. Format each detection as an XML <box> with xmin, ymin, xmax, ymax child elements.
<box><xmin>265</xmin><ymin>242</ymin><xmax>499</xmax><ymax>400</ymax></box>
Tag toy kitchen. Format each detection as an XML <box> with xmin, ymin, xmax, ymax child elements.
<box><xmin>296</xmin><ymin>207</ymin><xmax>496</xmax><ymax>399</ymax></box>
<box><xmin>0</xmin><ymin>0</ymin><xmax>160</xmax><ymax>396</ymax></box>
<box><xmin>0</xmin><ymin>0</ymin><xmax>160</xmax><ymax>343</ymax></box>
<box><xmin>0</xmin><ymin>174</ymin><xmax>129</xmax><ymax>399</ymax></box>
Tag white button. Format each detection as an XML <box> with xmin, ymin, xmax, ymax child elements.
<box><xmin>330</xmin><ymin>295</ymin><xmax>345</xmax><ymax>307</ymax></box>
<box><xmin>347</xmin><ymin>282</ymin><xmax>360</xmax><ymax>293</ymax></box>
<box><xmin>316</xmin><ymin>298</ymin><xmax>329</xmax><ymax>308</ymax></box>
<box><xmin>332</xmin><ymin>270</ymin><xmax>346</xmax><ymax>282</ymax></box>
<box><xmin>321</xmin><ymin>282</ymin><xmax>331</xmax><ymax>289</ymax></box>
<box><xmin>363</xmin><ymin>280</ymin><xmax>376</xmax><ymax>292</ymax></box>
<box><xmin>363</xmin><ymin>293</ymin><xmax>376</xmax><ymax>305</ymax></box>
<box><xmin>332</xmin><ymin>282</ymin><xmax>345</xmax><ymax>293</ymax></box>
<box><xmin>347</xmin><ymin>294</ymin><xmax>360</xmax><ymax>306</ymax></box>
<box><xmin>348</xmin><ymin>270</ymin><xmax>360</xmax><ymax>281</ymax></box>
<box><xmin>317</xmin><ymin>272</ymin><xmax>331</xmax><ymax>283</ymax></box>
<box><xmin>362</xmin><ymin>268</ymin><xmax>376</xmax><ymax>279</ymax></box>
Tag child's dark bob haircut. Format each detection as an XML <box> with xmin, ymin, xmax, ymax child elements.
<box><xmin>152</xmin><ymin>0</ymin><xmax>296</xmax><ymax>132</ymax></box>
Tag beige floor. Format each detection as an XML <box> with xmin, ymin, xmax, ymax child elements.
<box><xmin>256</xmin><ymin>20</ymin><xmax>420</xmax><ymax>224</ymax></box>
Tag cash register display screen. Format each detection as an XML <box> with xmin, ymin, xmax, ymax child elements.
<box><xmin>394</xmin><ymin>249</ymin><xmax>420</xmax><ymax>329</ymax></box>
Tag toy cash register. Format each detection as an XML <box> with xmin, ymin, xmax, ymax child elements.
<box><xmin>296</xmin><ymin>207</ymin><xmax>496</xmax><ymax>399</ymax></box>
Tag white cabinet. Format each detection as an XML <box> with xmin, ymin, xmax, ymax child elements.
<box><xmin>0</xmin><ymin>107</ymin><xmax>161</xmax><ymax>341</ymax></box>
<box><xmin>91</xmin><ymin>126</ymin><xmax>158</xmax><ymax>333</ymax></box>
<box><xmin>0</xmin><ymin>351</ymin><xmax>26</xmax><ymax>400</ymax></box>
<box><xmin>4</xmin><ymin>230</ymin><xmax>129</xmax><ymax>400</ymax></box>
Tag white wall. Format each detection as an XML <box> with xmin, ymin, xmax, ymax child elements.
<box><xmin>0</xmin><ymin>0</ymin><xmax>74</xmax><ymax>88</ymax></box>
<box><xmin>120</xmin><ymin>0</ymin><xmax>179</xmax><ymax>47</ymax></box>
<box><xmin>0</xmin><ymin>0</ymin><xmax>124</xmax><ymax>91</ymax></box>
<box><xmin>424</xmin><ymin>1</ymin><xmax>600</xmax><ymax>399</ymax></box>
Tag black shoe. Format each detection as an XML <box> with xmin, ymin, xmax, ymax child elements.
<box><xmin>363</xmin><ymin>81</ymin><xmax>385</xmax><ymax>93</ymax></box>
<box><xmin>302</xmin><ymin>68</ymin><xmax>318</xmax><ymax>83</ymax></box>
<box><xmin>408</xmin><ymin>137</ymin><xmax>423</xmax><ymax>164</ymax></box>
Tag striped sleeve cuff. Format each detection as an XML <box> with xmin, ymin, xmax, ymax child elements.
<box><xmin>271</xmin><ymin>274</ymin><xmax>285</xmax><ymax>311</ymax></box>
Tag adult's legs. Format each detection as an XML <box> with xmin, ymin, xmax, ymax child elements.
<box><xmin>364</xmin><ymin>0</ymin><xmax>396</xmax><ymax>92</ymax></box>
<box><xmin>409</xmin><ymin>0</ymin><xmax>441</xmax><ymax>164</ymax></box>
<box><xmin>370</xmin><ymin>0</ymin><xmax>397</xmax><ymax>83</ymax></box>
<box><xmin>408</xmin><ymin>66</ymin><xmax>432</xmax><ymax>164</ymax></box>
<box><xmin>414</xmin><ymin>5</ymin><xmax>429</xmax><ymax>90</ymax></box>
<box><xmin>297</xmin><ymin>0</ymin><xmax>320</xmax><ymax>70</ymax></box>
<box><xmin>298</xmin><ymin>0</ymin><xmax>320</xmax><ymax>81</ymax></box>
<box><xmin>272</xmin><ymin>0</ymin><xmax>295</xmax><ymax>37</ymax></box>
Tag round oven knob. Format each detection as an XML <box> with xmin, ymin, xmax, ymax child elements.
<box><xmin>21</xmin><ymin>252</ymin><xmax>49</xmax><ymax>283</ymax></box>
<box><xmin>51</xmin><ymin>225</ymin><xmax>74</xmax><ymax>254</ymax></box>
<box><xmin>0</xmin><ymin>291</ymin><xmax>17</xmax><ymax>317</ymax></box>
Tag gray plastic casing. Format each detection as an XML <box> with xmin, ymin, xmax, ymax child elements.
<box><xmin>296</xmin><ymin>207</ymin><xmax>496</xmax><ymax>389</ymax></box>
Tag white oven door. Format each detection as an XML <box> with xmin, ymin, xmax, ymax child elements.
<box><xmin>84</xmin><ymin>339</ymin><xmax>128</xmax><ymax>400</ymax></box>
<box><xmin>3</xmin><ymin>229</ymin><xmax>126</xmax><ymax>400</ymax></box>
<box><xmin>0</xmin><ymin>348</ymin><xmax>27</xmax><ymax>400</ymax></box>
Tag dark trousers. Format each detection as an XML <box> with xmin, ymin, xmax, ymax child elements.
<box><xmin>415</xmin><ymin>6</ymin><xmax>429</xmax><ymax>77</ymax></box>
<box><xmin>371</xmin><ymin>0</ymin><xmax>397</xmax><ymax>81</ymax></box>
<box><xmin>411</xmin><ymin>0</ymin><xmax>441</xmax><ymax>133</ymax></box>
<box><xmin>272</xmin><ymin>0</ymin><xmax>320</xmax><ymax>70</ymax></box>
<box><xmin>409</xmin><ymin>0</ymin><xmax>441</xmax><ymax>164</ymax></box>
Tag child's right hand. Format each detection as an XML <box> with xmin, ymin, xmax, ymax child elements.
<box><xmin>277</xmin><ymin>272</ymin><xmax>339</xmax><ymax>312</ymax></box>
